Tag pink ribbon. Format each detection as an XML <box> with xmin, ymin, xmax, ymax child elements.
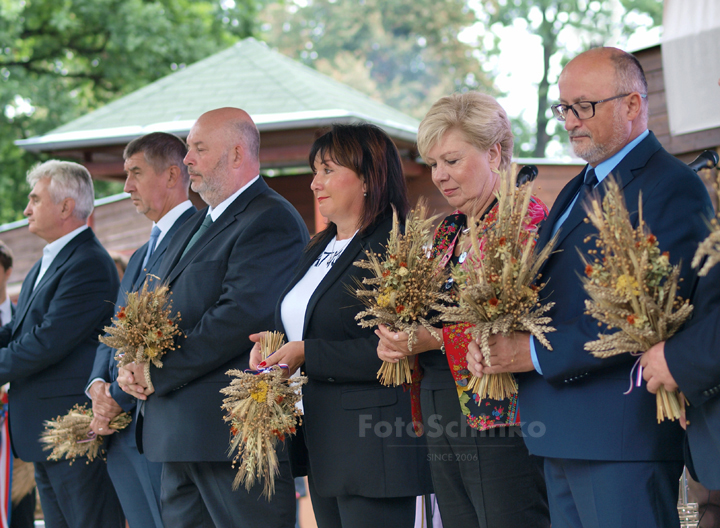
<box><xmin>624</xmin><ymin>355</ymin><xmax>644</xmax><ymax>395</ymax></box>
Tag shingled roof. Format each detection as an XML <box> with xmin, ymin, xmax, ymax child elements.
<box><xmin>17</xmin><ymin>37</ymin><xmax>419</xmax><ymax>152</ymax></box>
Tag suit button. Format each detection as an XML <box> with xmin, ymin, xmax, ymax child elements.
<box><xmin>704</xmin><ymin>391</ymin><xmax>710</xmax><ymax>397</ymax></box>
<box><xmin>327</xmin><ymin>377</ymin><xmax>335</xmax><ymax>382</ymax></box>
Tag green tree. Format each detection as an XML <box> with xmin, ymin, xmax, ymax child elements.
<box><xmin>259</xmin><ymin>0</ymin><xmax>494</xmax><ymax>120</ymax></box>
<box><xmin>0</xmin><ymin>0</ymin><xmax>259</xmax><ymax>223</ymax></box>
<box><xmin>483</xmin><ymin>0</ymin><xmax>663</xmax><ymax>158</ymax></box>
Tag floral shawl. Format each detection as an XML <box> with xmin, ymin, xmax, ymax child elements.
<box><xmin>410</xmin><ymin>197</ymin><xmax>548</xmax><ymax>432</ymax></box>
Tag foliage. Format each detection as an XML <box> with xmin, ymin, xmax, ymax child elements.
<box><xmin>0</xmin><ymin>0</ymin><xmax>258</xmax><ymax>223</ymax></box>
<box><xmin>259</xmin><ymin>0</ymin><xmax>493</xmax><ymax>119</ymax></box>
<box><xmin>481</xmin><ymin>0</ymin><xmax>663</xmax><ymax>157</ymax></box>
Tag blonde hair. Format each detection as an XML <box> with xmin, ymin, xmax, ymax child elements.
<box><xmin>417</xmin><ymin>92</ymin><xmax>513</xmax><ymax>171</ymax></box>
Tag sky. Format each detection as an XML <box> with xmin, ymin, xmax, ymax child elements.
<box><xmin>462</xmin><ymin>1</ymin><xmax>663</xmax><ymax>159</ymax></box>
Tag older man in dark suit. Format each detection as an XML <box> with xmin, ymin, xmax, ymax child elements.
<box><xmin>467</xmin><ymin>47</ymin><xmax>712</xmax><ymax>527</ymax></box>
<box><xmin>87</xmin><ymin>132</ymin><xmax>195</xmax><ymax>528</ymax></box>
<box><xmin>0</xmin><ymin>160</ymin><xmax>123</xmax><ymax>527</ymax></box>
<box><xmin>119</xmin><ymin>107</ymin><xmax>309</xmax><ymax>528</ymax></box>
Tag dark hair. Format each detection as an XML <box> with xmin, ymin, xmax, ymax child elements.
<box><xmin>0</xmin><ymin>241</ymin><xmax>12</xmax><ymax>271</ymax></box>
<box><xmin>124</xmin><ymin>132</ymin><xmax>189</xmax><ymax>185</ymax></box>
<box><xmin>309</xmin><ymin>123</ymin><xmax>410</xmax><ymax>244</ymax></box>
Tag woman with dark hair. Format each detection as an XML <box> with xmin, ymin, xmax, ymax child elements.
<box><xmin>250</xmin><ymin>123</ymin><xmax>432</xmax><ymax>528</ymax></box>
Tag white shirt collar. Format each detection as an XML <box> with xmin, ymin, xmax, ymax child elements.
<box><xmin>34</xmin><ymin>225</ymin><xmax>89</xmax><ymax>288</ymax></box>
<box><xmin>207</xmin><ymin>175</ymin><xmax>259</xmax><ymax>222</ymax></box>
<box><xmin>152</xmin><ymin>200</ymin><xmax>193</xmax><ymax>246</ymax></box>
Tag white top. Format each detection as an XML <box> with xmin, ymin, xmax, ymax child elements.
<box><xmin>152</xmin><ymin>200</ymin><xmax>193</xmax><ymax>247</ymax></box>
<box><xmin>34</xmin><ymin>225</ymin><xmax>89</xmax><ymax>289</ymax></box>
<box><xmin>0</xmin><ymin>297</ymin><xmax>11</xmax><ymax>327</ymax></box>
<box><xmin>280</xmin><ymin>234</ymin><xmax>355</xmax><ymax>342</ymax></box>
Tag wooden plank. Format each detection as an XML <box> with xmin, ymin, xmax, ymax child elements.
<box><xmin>634</xmin><ymin>46</ymin><xmax>662</xmax><ymax>72</ymax></box>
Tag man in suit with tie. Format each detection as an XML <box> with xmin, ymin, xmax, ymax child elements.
<box><xmin>87</xmin><ymin>132</ymin><xmax>195</xmax><ymax>528</ymax></box>
<box><xmin>467</xmin><ymin>47</ymin><xmax>713</xmax><ymax>527</ymax></box>
<box><xmin>119</xmin><ymin>107</ymin><xmax>309</xmax><ymax>527</ymax></box>
<box><xmin>0</xmin><ymin>160</ymin><xmax>124</xmax><ymax>527</ymax></box>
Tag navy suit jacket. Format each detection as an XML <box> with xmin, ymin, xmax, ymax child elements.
<box><xmin>276</xmin><ymin>216</ymin><xmax>433</xmax><ymax>498</ymax></box>
<box><xmin>665</xmin><ymin>260</ymin><xmax>720</xmax><ymax>488</ymax></box>
<box><xmin>141</xmin><ymin>177</ymin><xmax>309</xmax><ymax>462</ymax></box>
<box><xmin>89</xmin><ymin>206</ymin><xmax>196</xmax><ymax>446</ymax></box>
<box><xmin>0</xmin><ymin>228</ymin><xmax>119</xmax><ymax>461</ymax></box>
<box><xmin>519</xmin><ymin>132</ymin><xmax>712</xmax><ymax>461</ymax></box>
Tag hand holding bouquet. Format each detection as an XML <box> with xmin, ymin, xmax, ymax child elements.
<box><xmin>582</xmin><ymin>177</ymin><xmax>693</xmax><ymax>422</ymax></box>
<box><xmin>354</xmin><ymin>200</ymin><xmax>452</xmax><ymax>386</ymax></box>
<box><xmin>439</xmin><ymin>169</ymin><xmax>555</xmax><ymax>400</ymax></box>
<box><xmin>220</xmin><ymin>332</ymin><xmax>306</xmax><ymax>498</ymax></box>
<box><xmin>40</xmin><ymin>404</ymin><xmax>131</xmax><ymax>462</ymax></box>
<box><xmin>99</xmin><ymin>278</ymin><xmax>181</xmax><ymax>392</ymax></box>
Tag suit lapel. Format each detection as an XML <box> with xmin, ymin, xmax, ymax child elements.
<box><xmin>13</xmin><ymin>228</ymin><xmax>93</xmax><ymax>334</ymax></box>
<box><xmin>300</xmin><ymin>235</ymin><xmax>366</xmax><ymax>337</ymax></box>
<box><xmin>138</xmin><ymin>207</ymin><xmax>197</xmax><ymax>289</ymax></box>
<box><xmin>13</xmin><ymin>260</ymin><xmax>41</xmax><ymax>335</ymax></box>
<box><xmin>538</xmin><ymin>132</ymin><xmax>663</xmax><ymax>262</ymax></box>
<box><xmin>165</xmin><ymin>180</ymin><xmax>267</xmax><ymax>286</ymax></box>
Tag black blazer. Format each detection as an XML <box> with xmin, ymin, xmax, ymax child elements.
<box><xmin>89</xmin><ymin>206</ymin><xmax>196</xmax><ymax>412</ymax></box>
<box><xmin>141</xmin><ymin>178</ymin><xmax>309</xmax><ymax>462</ymax></box>
<box><xmin>0</xmin><ymin>228</ymin><xmax>119</xmax><ymax>461</ymax></box>
<box><xmin>519</xmin><ymin>132</ymin><xmax>712</xmax><ymax>462</ymax></box>
<box><xmin>277</xmin><ymin>215</ymin><xmax>433</xmax><ymax>498</ymax></box>
<box><xmin>665</xmin><ymin>260</ymin><xmax>720</xmax><ymax>489</ymax></box>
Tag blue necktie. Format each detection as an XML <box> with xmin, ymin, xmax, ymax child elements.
<box><xmin>142</xmin><ymin>226</ymin><xmax>161</xmax><ymax>270</ymax></box>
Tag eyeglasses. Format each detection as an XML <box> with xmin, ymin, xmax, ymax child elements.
<box><xmin>550</xmin><ymin>93</ymin><xmax>647</xmax><ymax>121</ymax></box>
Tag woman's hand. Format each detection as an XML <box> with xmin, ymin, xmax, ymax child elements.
<box><xmin>375</xmin><ymin>324</ymin><xmax>441</xmax><ymax>362</ymax></box>
<box><xmin>248</xmin><ymin>332</ymin><xmax>266</xmax><ymax>370</ymax></box>
<box><xmin>257</xmin><ymin>341</ymin><xmax>305</xmax><ymax>378</ymax></box>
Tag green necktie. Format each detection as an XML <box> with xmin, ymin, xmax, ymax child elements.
<box><xmin>181</xmin><ymin>215</ymin><xmax>213</xmax><ymax>259</ymax></box>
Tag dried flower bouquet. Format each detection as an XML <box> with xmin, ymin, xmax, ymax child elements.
<box><xmin>98</xmin><ymin>279</ymin><xmax>181</xmax><ymax>392</ymax></box>
<box><xmin>353</xmin><ymin>200</ymin><xmax>452</xmax><ymax>386</ymax></box>
<box><xmin>439</xmin><ymin>169</ymin><xmax>555</xmax><ymax>400</ymax></box>
<box><xmin>220</xmin><ymin>331</ymin><xmax>306</xmax><ymax>498</ymax></box>
<box><xmin>582</xmin><ymin>177</ymin><xmax>693</xmax><ymax>422</ymax></box>
<box><xmin>41</xmin><ymin>403</ymin><xmax>131</xmax><ymax>462</ymax></box>
<box><xmin>692</xmin><ymin>168</ymin><xmax>720</xmax><ymax>276</ymax></box>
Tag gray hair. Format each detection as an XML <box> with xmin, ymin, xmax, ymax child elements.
<box><xmin>232</xmin><ymin>120</ymin><xmax>260</xmax><ymax>161</ymax></box>
<box><xmin>609</xmin><ymin>49</ymin><xmax>649</xmax><ymax>122</ymax></box>
<box><xmin>417</xmin><ymin>92</ymin><xmax>514</xmax><ymax>172</ymax></box>
<box><xmin>27</xmin><ymin>160</ymin><xmax>95</xmax><ymax>220</ymax></box>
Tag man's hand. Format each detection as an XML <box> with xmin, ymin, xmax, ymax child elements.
<box><xmin>88</xmin><ymin>380</ymin><xmax>122</xmax><ymax>436</ymax></box>
<box><xmin>466</xmin><ymin>332</ymin><xmax>534</xmax><ymax>377</ymax></box>
<box><xmin>375</xmin><ymin>324</ymin><xmax>440</xmax><ymax>362</ymax></box>
<box><xmin>640</xmin><ymin>341</ymin><xmax>678</xmax><ymax>394</ymax></box>
<box><xmin>118</xmin><ymin>362</ymin><xmax>154</xmax><ymax>400</ymax></box>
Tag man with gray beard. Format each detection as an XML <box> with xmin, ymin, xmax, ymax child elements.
<box><xmin>467</xmin><ymin>47</ymin><xmax>712</xmax><ymax>527</ymax></box>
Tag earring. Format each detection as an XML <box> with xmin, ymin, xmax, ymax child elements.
<box><xmin>491</xmin><ymin>167</ymin><xmax>500</xmax><ymax>174</ymax></box>
<box><xmin>363</xmin><ymin>192</ymin><xmax>367</xmax><ymax>197</ymax></box>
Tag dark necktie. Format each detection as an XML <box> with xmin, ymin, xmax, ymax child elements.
<box><xmin>552</xmin><ymin>168</ymin><xmax>598</xmax><ymax>238</ymax></box>
<box><xmin>583</xmin><ymin>168</ymin><xmax>598</xmax><ymax>193</ymax></box>
<box><xmin>181</xmin><ymin>215</ymin><xmax>213</xmax><ymax>259</ymax></box>
<box><xmin>141</xmin><ymin>226</ymin><xmax>161</xmax><ymax>270</ymax></box>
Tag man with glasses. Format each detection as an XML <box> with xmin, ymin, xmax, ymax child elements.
<box><xmin>467</xmin><ymin>47</ymin><xmax>712</xmax><ymax>527</ymax></box>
